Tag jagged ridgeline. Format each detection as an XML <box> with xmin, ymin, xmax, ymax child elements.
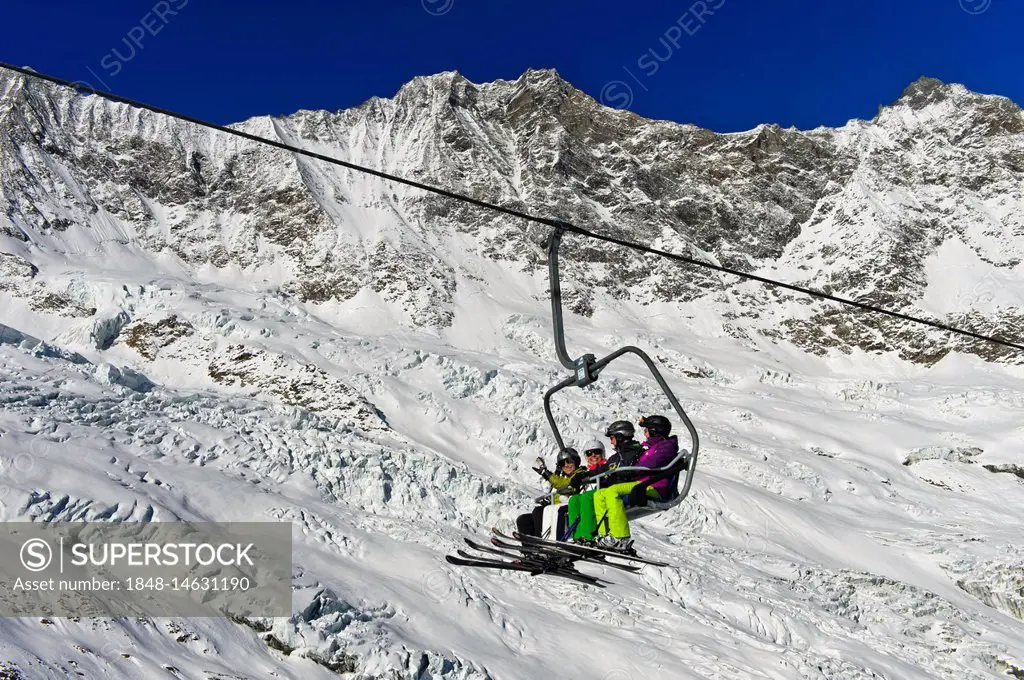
<box><xmin>2</xmin><ymin>69</ymin><xmax>1022</xmax><ymax>362</ymax></box>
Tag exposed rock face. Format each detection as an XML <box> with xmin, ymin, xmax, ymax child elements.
<box><xmin>206</xmin><ymin>344</ymin><xmax>389</xmax><ymax>429</ymax></box>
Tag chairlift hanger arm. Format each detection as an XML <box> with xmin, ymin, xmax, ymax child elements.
<box><xmin>547</xmin><ymin>225</ymin><xmax>577</xmax><ymax>372</ymax></box>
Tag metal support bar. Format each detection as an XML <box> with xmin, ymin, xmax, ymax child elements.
<box><xmin>543</xmin><ymin>374</ymin><xmax>576</xmax><ymax>452</ymax></box>
<box><xmin>547</xmin><ymin>225</ymin><xmax>577</xmax><ymax>371</ymax></box>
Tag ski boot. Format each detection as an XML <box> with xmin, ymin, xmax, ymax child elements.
<box><xmin>597</xmin><ymin>535</ymin><xmax>638</xmax><ymax>556</ymax></box>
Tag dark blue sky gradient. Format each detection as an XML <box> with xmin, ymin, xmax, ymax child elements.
<box><xmin>1</xmin><ymin>0</ymin><xmax>1020</xmax><ymax>132</ymax></box>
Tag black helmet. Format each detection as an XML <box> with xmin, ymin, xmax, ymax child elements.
<box><xmin>604</xmin><ymin>420</ymin><xmax>635</xmax><ymax>440</ymax></box>
<box><xmin>639</xmin><ymin>415</ymin><xmax>671</xmax><ymax>437</ymax></box>
<box><xmin>556</xmin><ymin>447</ymin><xmax>581</xmax><ymax>467</ymax></box>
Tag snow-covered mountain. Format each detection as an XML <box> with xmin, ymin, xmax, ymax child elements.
<box><xmin>4</xmin><ymin>68</ymin><xmax>1024</xmax><ymax>360</ymax></box>
<box><xmin>1</xmin><ymin>66</ymin><xmax>1023</xmax><ymax>679</ymax></box>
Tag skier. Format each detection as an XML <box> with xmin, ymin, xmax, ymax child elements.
<box><xmin>581</xmin><ymin>439</ymin><xmax>608</xmax><ymax>472</ymax></box>
<box><xmin>565</xmin><ymin>438</ymin><xmax>610</xmax><ymax>544</ymax></box>
<box><xmin>604</xmin><ymin>419</ymin><xmax>644</xmax><ymax>469</ymax></box>
<box><xmin>515</xmin><ymin>447</ymin><xmax>586</xmax><ymax>538</ymax></box>
<box><xmin>592</xmin><ymin>415</ymin><xmax>679</xmax><ymax>553</ymax></box>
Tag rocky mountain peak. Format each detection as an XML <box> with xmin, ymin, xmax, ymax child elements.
<box><xmin>886</xmin><ymin>75</ymin><xmax>1024</xmax><ymax>138</ymax></box>
<box><xmin>897</xmin><ymin>75</ymin><xmax>960</xmax><ymax>110</ymax></box>
<box><xmin>392</xmin><ymin>69</ymin><xmax>469</xmax><ymax>105</ymax></box>
<box><xmin>392</xmin><ymin>67</ymin><xmax>579</xmax><ymax>115</ymax></box>
<box><xmin>512</xmin><ymin>67</ymin><xmax>579</xmax><ymax>101</ymax></box>
<box><xmin>515</xmin><ymin>67</ymin><xmax>567</xmax><ymax>87</ymax></box>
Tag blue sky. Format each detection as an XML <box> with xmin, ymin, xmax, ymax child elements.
<box><xmin>2</xmin><ymin>0</ymin><xmax>1020</xmax><ymax>131</ymax></box>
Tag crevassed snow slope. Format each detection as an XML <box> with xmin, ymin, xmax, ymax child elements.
<box><xmin>1</xmin><ymin>248</ymin><xmax>1023</xmax><ymax>679</ymax></box>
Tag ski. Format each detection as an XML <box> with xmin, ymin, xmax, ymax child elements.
<box><xmin>485</xmin><ymin>536</ymin><xmax>577</xmax><ymax>558</ymax></box>
<box><xmin>464</xmin><ymin>538</ymin><xmax>573</xmax><ymax>566</ymax></box>
<box><xmin>470</xmin><ymin>537</ymin><xmax>640</xmax><ymax>574</ymax></box>
<box><xmin>488</xmin><ymin>536</ymin><xmax>642</xmax><ymax>573</ymax></box>
<box><xmin>454</xmin><ymin>550</ymin><xmax>589</xmax><ymax>580</ymax></box>
<box><xmin>513</xmin><ymin>531</ymin><xmax>672</xmax><ymax>567</ymax></box>
<box><xmin>488</xmin><ymin>536</ymin><xmax>580</xmax><ymax>559</ymax></box>
<box><xmin>446</xmin><ymin>554</ymin><xmax>608</xmax><ymax>587</ymax></box>
<box><xmin>446</xmin><ymin>554</ymin><xmax>536</xmax><ymax>572</ymax></box>
<box><xmin>493</xmin><ymin>528</ymin><xmax>672</xmax><ymax>567</ymax></box>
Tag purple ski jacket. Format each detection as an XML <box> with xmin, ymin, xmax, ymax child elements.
<box><xmin>635</xmin><ymin>435</ymin><xmax>679</xmax><ymax>498</ymax></box>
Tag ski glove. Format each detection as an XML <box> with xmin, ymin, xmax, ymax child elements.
<box><xmin>532</xmin><ymin>456</ymin><xmax>551</xmax><ymax>478</ymax></box>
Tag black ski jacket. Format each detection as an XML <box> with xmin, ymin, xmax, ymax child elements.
<box><xmin>571</xmin><ymin>440</ymin><xmax>643</xmax><ymax>489</ymax></box>
<box><xmin>611</xmin><ymin>439</ymin><xmax>643</xmax><ymax>468</ymax></box>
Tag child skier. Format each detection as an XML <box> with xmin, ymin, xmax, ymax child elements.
<box><xmin>565</xmin><ymin>439</ymin><xmax>610</xmax><ymax>544</ymax></box>
<box><xmin>515</xmin><ymin>447</ymin><xmax>586</xmax><ymax>538</ymax></box>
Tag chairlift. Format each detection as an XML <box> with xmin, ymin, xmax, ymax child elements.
<box><xmin>444</xmin><ymin>223</ymin><xmax>698</xmax><ymax>581</ymax></box>
<box><xmin>541</xmin><ymin>224</ymin><xmax>699</xmax><ymax>519</ymax></box>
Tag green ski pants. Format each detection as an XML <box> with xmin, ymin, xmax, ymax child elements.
<box><xmin>567</xmin><ymin>491</ymin><xmax>598</xmax><ymax>540</ymax></box>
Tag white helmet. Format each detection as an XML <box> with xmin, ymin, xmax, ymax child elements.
<box><xmin>582</xmin><ymin>439</ymin><xmax>605</xmax><ymax>456</ymax></box>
